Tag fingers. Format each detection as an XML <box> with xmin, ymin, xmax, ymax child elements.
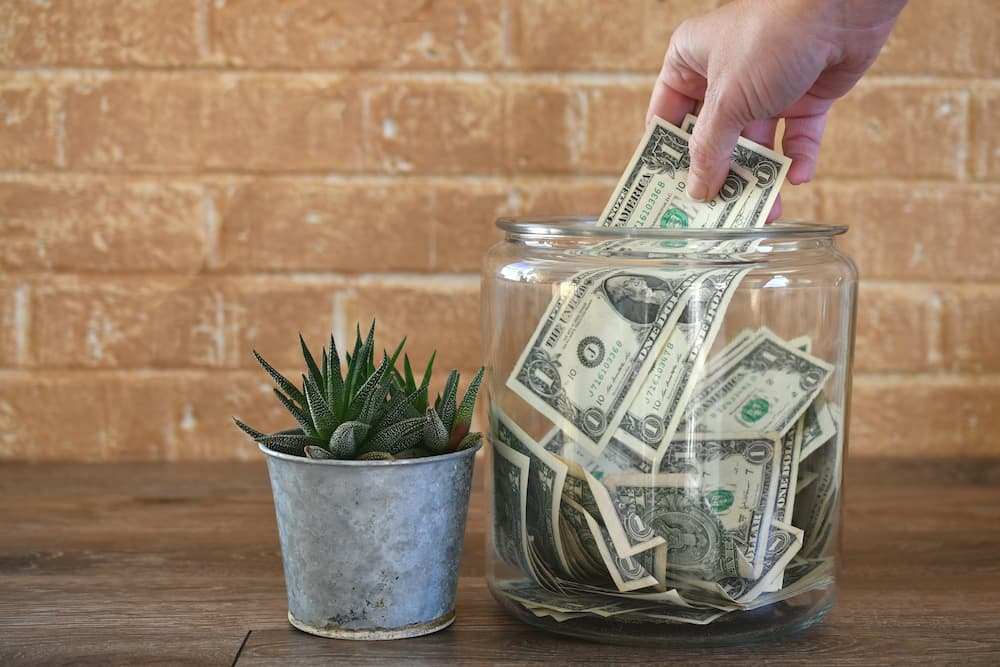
<box><xmin>646</xmin><ymin>81</ymin><xmax>697</xmax><ymax>127</ymax></box>
<box><xmin>646</xmin><ymin>43</ymin><xmax>704</xmax><ymax>126</ymax></box>
<box><xmin>782</xmin><ymin>113</ymin><xmax>828</xmax><ymax>184</ymax></box>
<box><xmin>686</xmin><ymin>87</ymin><xmax>746</xmax><ymax>201</ymax></box>
<box><xmin>741</xmin><ymin>117</ymin><xmax>779</xmax><ymax>149</ymax></box>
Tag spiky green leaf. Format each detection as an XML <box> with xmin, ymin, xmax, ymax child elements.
<box><xmin>363</xmin><ymin>416</ymin><xmax>424</xmax><ymax>455</ymax></box>
<box><xmin>299</xmin><ymin>335</ymin><xmax>326</xmax><ymax>403</ymax></box>
<box><xmin>326</xmin><ymin>334</ymin><xmax>344</xmax><ymax>415</ymax></box>
<box><xmin>272</xmin><ymin>388</ymin><xmax>319</xmax><ymax>438</ymax></box>
<box><xmin>402</xmin><ymin>354</ymin><xmax>417</xmax><ymax>395</ymax></box>
<box><xmin>328</xmin><ymin>420</ymin><xmax>369</xmax><ymax>458</ymax></box>
<box><xmin>385</xmin><ymin>338</ymin><xmax>407</xmax><ymax>395</ymax></box>
<box><xmin>346</xmin><ymin>321</ymin><xmax>376</xmax><ymax>401</ymax></box>
<box><xmin>233</xmin><ymin>417</ymin><xmax>267</xmax><ymax>441</ymax></box>
<box><xmin>456</xmin><ymin>432</ymin><xmax>483</xmax><ymax>451</ymax></box>
<box><xmin>423</xmin><ymin>407</ymin><xmax>449</xmax><ymax>453</ymax></box>
<box><xmin>349</xmin><ymin>352</ymin><xmax>389</xmax><ymax>421</ymax></box>
<box><xmin>358</xmin><ymin>451</ymin><xmax>395</xmax><ymax>461</ymax></box>
<box><xmin>375</xmin><ymin>385</ymin><xmax>413</xmax><ymax>431</ymax></box>
<box><xmin>359</xmin><ymin>356</ymin><xmax>394</xmax><ymax>425</ymax></box>
<box><xmin>304</xmin><ymin>445</ymin><xmax>334</xmax><ymax>459</ymax></box>
<box><xmin>420</xmin><ymin>350</ymin><xmax>437</xmax><ymax>390</ymax></box>
<box><xmin>439</xmin><ymin>370</ymin><xmax>460</xmax><ymax>433</ymax></box>
<box><xmin>304</xmin><ymin>374</ymin><xmax>338</xmax><ymax>439</ymax></box>
<box><xmin>257</xmin><ymin>432</ymin><xmax>324</xmax><ymax>457</ymax></box>
<box><xmin>410</xmin><ymin>385</ymin><xmax>429</xmax><ymax>415</ymax></box>
<box><xmin>252</xmin><ymin>350</ymin><xmax>307</xmax><ymax>411</ymax></box>
<box><xmin>450</xmin><ymin>366</ymin><xmax>484</xmax><ymax>443</ymax></box>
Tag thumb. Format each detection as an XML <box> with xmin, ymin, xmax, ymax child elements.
<box><xmin>685</xmin><ymin>84</ymin><xmax>746</xmax><ymax>202</ymax></box>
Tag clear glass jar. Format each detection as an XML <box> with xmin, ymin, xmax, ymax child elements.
<box><xmin>481</xmin><ymin>218</ymin><xmax>856</xmax><ymax>645</ymax></box>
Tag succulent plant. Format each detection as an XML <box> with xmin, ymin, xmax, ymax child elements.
<box><xmin>233</xmin><ymin>321</ymin><xmax>484</xmax><ymax>461</ymax></box>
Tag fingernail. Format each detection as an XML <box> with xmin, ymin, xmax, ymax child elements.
<box><xmin>687</xmin><ymin>173</ymin><xmax>707</xmax><ymax>202</ymax></box>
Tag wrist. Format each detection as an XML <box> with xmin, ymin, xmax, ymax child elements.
<box><xmin>798</xmin><ymin>0</ymin><xmax>906</xmax><ymax>65</ymax></box>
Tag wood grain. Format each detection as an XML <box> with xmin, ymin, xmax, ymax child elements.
<box><xmin>1</xmin><ymin>459</ymin><xmax>998</xmax><ymax>665</ymax></box>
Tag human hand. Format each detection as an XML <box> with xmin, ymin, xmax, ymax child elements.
<box><xmin>647</xmin><ymin>0</ymin><xmax>907</xmax><ymax>218</ymax></box>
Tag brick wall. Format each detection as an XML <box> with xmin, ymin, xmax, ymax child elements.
<box><xmin>1</xmin><ymin>1</ymin><xmax>997</xmax><ymax>461</ymax></box>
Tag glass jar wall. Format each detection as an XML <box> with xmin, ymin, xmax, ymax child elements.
<box><xmin>481</xmin><ymin>218</ymin><xmax>857</xmax><ymax>646</ymax></box>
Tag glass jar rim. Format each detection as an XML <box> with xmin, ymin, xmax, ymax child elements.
<box><xmin>495</xmin><ymin>217</ymin><xmax>846</xmax><ymax>240</ymax></box>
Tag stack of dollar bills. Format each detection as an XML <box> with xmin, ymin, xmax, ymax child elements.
<box><xmin>492</xmin><ymin>116</ymin><xmax>843</xmax><ymax>625</ymax></box>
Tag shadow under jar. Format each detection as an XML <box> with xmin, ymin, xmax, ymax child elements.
<box><xmin>480</xmin><ymin>218</ymin><xmax>857</xmax><ymax>646</ymax></box>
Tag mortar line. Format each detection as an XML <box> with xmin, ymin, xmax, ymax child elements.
<box><xmin>52</xmin><ymin>85</ymin><xmax>67</xmax><ymax>168</ymax></box>
<box><xmin>201</xmin><ymin>187</ymin><xmax>221</xmax><ymax>268</ymax></box>
<box><xmin>195</xmin><ymin>0</ymin><xmax>211</xmax><ymax>61</ymax></box>
<box><xmin>1</xmin><ymin>368</ymin><xmax>998</xmax><ymax>382</ymax></box>
<box><xmin>4</xmin><ymin>272</ymin><xmax>1000</xmax><ymax>288</ymax></box>
<box><xmin>0</xmin><ymin>168</ymin><xmax>988</xmax><ymax>185</ymax></box>
<box><xmin>500</xmin><ymin>0</ymin><xmax>512</xmax><ymax>68</ymax></box>
<box><xmin>3</xmin><ymin>65</ymin><xmax>998</xmax><ymax>86</ymax></box>
<box><xmin>12</xmin><ymin>284</ymin><xmax>29</xmax><ymax>366</ymax></box>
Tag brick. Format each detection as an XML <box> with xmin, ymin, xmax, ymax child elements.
<box><xmin>0</xmin><ymin>371</ymin><xmax>290</xmax><ymax>461</ymax></box>
<box><xmin>966</xmin><ymin>1</ymin><xmax>1000</xmax><ymax>76</ymax></box>
<box><xmin>0</xmin><ymin>0</ymin><xmax>200</xmax><ymax>66</ymax></box>
<box><xmin>941</xmin><ymin>286</ymin><xmax>1000</xmax><ymax>373</ymax></box>
<box><xmin>507</xmin><ymin>0</ymin><xmax>718</xmax><ymax>70</ymax></box>
<box><xmin>872</xmin><ymin>0</ymin><xmax>1000</xmax><ymax>77</ymax></box>
<box><xmin>512</xmin><ymin>178</ymin><xmax>614</xmax><ymax>217</ymax></box>
<box><xmin>0</xmin><ymin>177</ymin><xmax>206</xmax><ymax>272</ymax></box>
<box><xmin>210</xmin><ymin>0</ymin><xmax>502</xmax><ymax>69</ymax></box>
<box><xmin>30</xmin><ymin>278</ymin><xmax>221</xmax><ymax>368</ymax></box>
<box><xmin>505</xmin><ymin>83</ymin><xmax>650</xmax><ymax>174</ymax></box>
<box><xmin>822</xmin><ymin>183</ymin><xmax>1000</xmax><ymax>282</ymax></box>
<box><xmin>820</xmin><ymin>82</ymin><xmax>966</xmax><ymax>180</ymax></box>
<box><xmin>215</xmin><ymin>177</ymin><xmax>508</xmax><ymax>273</ymax></box>
<box><xmin>850</xmin><ymin>376</ymin><xmax>1000</xmax><ymax>457</ymax></box>
<box><xmin>506</xmin><ymin>84</ymin><xmax>649</xmax><ymax>175</ymax></box>
<box><xmin>366</xmin><ymin>81</ymin><xmax>504</xmax><ymax>173</ymax></box>
<box><xmin>775</xmin><ymin>183</ymin><xmax>819</xmax><ymax>222</ymax></box>
<box><xmin>970</xmin><ymin>86</ymin><xmax>1000</xmax><ymax>181</ymax></box>
<box><xmin>342</xmin><ymin>278</ymin><xmax>482</xmax><ymax>377</ymax></box>
<box><xmin>871</xmin><ymin>1</ymin><xmax>970</xmax><ymax>76</ymax></box>
<box><xmin>218</xmin><ymin>277</ymin><xmax>347</xmax><ymax>370</ymax></box>
<box><xmin>854</xmin><ymin>283</ymin><xmax>944</xmax><ymax>373</ymax></box>
<box><xmin>63</xmin><ymin>74</ymin><xmax>365</xmax><ymax>171</ymax></box>
<box><xmin>0</xmin><ymin>77</ymin><xmax>58</xmax><ymax>168</ymax></box>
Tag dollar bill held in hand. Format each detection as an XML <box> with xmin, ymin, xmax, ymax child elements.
<box><xmin>598</xmin><ymin>116</ymin><xmax>757</xmax><ymax>230</ymax></box>
<box><xmin>507</xmin><ymin>267</ymin><xmax>705</xmax><ymax>454</ymax></box>
<box><xmin>682</xmin><ymin>113</ymin><xmax>791</xmax><ymax>229</ymax></box>
<box><xmin>682</xmin><ymin>327</ymin><xmax>834</xmax><ymax>437</ymax></box>
<box><xmin>614</xmin><ymin>268</ymin><xmax>750</xmax><ymax>465</ymax></box>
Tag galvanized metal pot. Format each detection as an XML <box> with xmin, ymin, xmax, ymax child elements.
<box><xmin>260</xmin><ymin>442</ymin><xmax>481</xmax><ymax>640</ymax></box>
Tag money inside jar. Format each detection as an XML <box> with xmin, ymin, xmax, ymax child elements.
<box><xmin>492</xmin><ymin>116</ymin><xmax>842</xmax><ymax>625</ymax></box>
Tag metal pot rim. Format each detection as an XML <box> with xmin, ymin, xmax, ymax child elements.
<box><xmin>257</xmin><ymin>440</ymin><xmax>483</xmax><ymax>467</ymax></box>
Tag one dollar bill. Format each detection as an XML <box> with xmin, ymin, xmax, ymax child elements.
<box><xmin>507</xmin><ymin>266</ymin><xmax>706</xmax><ymax>454</ymax></box>
<box><xmin>598</xmin><ymin>116</ymin><xmax>756</xmax><ymax>230</ymax></box>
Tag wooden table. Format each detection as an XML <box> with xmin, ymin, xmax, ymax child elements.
<box><xmin>2</xmin><ymin>458</ymin><xmax>998</xmax><ymax>665</ymax></box>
